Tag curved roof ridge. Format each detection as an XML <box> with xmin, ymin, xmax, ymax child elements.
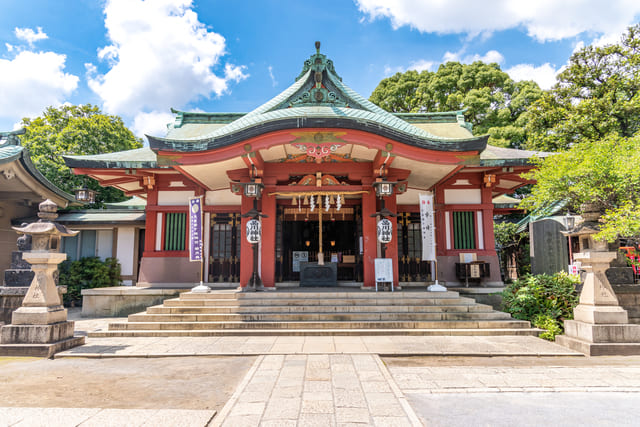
<box><xmin>323</xmin><ymin>70</ymin><xmax>441</xmax><ymax>140</ymax></box>
<box><xmin>244</xmin><ymin>69</ymin><xmax>312</xmax><ymax>118</ymax></box>
<box><xmin>146</xmin><ymin>46</ymin><xmax>488</xmax><ymax>153</ymax></box>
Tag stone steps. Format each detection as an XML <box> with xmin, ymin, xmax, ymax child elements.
<box><xmin>165</xmin><ymin>295</ymin><xmax>480</xmax><ymax>306</ymax></box>
<box><xmin>127</xmin><ymin>311</ymin><xmax>513</xmax><ymax>322</ymax></box>
<box><xmin>89</xmin><ymin>328</ymin><xmax>540</xmax><ymax>338</ymax></box>
<box><xmin>97</xmin><ymin>289</ymin><xmax>537</xmax><ymax>337</ymax></box>
<box><xmin>108</xmin><ymin>319</ymin><xmax>530</xmax><ymax>330</ymax></box>
<box><xmin>147</xmin><ymin>304</ymin><xmax>493</xmax><ymax>314</ymax></box>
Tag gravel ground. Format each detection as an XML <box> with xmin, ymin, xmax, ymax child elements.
<box><xmin>0</xmin><ymin>356</ymin><xmax>255</xmax><ymax>411</ymax></box>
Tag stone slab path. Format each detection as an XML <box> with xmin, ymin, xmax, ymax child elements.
<box><xmin>212</xmin><ymin>354</ymin><xmax>421</xmax><ymax>427</ymax></box>
<box><xmin>55</xmin><ymin>335</ymin><xmax>580</xmax><ymax>358</ymax></box>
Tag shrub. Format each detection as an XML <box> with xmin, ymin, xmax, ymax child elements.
<box><xmin>59</xmin><ymin>257</ymin><xmax>122</xmax><ymax>306</ymax></box>
<box><xmin>501</xmin><ymin>272</ymin><xmax>580</xmax><ymax>340</ymax></box>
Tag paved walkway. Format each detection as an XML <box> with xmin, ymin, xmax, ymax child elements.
<box><xmin>6</xmin><ymin>311</ymin><xmax>640</xmax><ymax>426</ymax></box>
<box><xmin>213</xmin><ymin>354</ymin><xmax>421</xmax><ymax>426</ymax></box>
<box><xmin>56</xmin><ymin>335</ymin><xmax>580</xmax><ymax>358</ymax></box>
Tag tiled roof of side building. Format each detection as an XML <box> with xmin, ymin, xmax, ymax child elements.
<box><xmin>63</xmin><ymin>147</ymin><xmax>159</xmax><ymax>169</ymax></box>
<box><xmin>480</xmin><ymin>145</ymin><xmax>551</xmax><ymax>167</ymax></box>
<box><xmin>2</xmin><ymin>129</ymin><xmax>76</xmax><ymax>205</ymax></box>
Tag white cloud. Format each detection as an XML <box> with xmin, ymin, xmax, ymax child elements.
<box><xmin>87</xmin><ymin>0</ymin><xmax>248</xmax><ymax>117</ymax></box>
<box><xmin>383</xmin><ymin>64</ymin><xmax>405</xmax><ymax>76</ymax></box>
<box><xmin>443</xmin><ymin>49</ymin><xmax>505</xmax><ymax>64</ymax></box>
<box><xmin>505</xmin><ymin>63</ymin><xmax>560</xmax><ymax>90</ymax></box>
<box><xmin>0</xmin><ymin>51</ymin><xmax>78</xmax><ymax>122</ymax></box>
<box><xmin>132</xmin><ymin>111</ymin><xmax>176</xmax><ymax>140</ymax></box>
<box><xmin>407</xmin><ymin>59</ymin><xmax>435</xmax><ymax>72</ymax></box>
<box><xmin>268</xmin><ymin>65</ymin><xmax>277</xmax><ymax>87</ymax></box>
<box><xmin>14</xmin><ymin>27</ymin><xmax>48</xmax><ymax>46</ymax></box>
<box><xmin>355</xmin><ymin>0</ymin><xmax>640</xmax><ymax>42</ymax></box>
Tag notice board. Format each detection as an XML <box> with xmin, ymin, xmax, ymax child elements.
<box><xmin>374</xmin><ymin>258</ymin><xmax>393</xmax><ymax>283</ymax></box>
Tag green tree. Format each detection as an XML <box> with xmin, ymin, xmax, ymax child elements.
<box><xmin>494</xmin><ymin>221</ymin><xmax>530</xmax><ymax>278</ymax></box>
<box><xmin>20</xmin><ymin>104</ymin><xmax>142</xmax><ymax>205</ymax></box>
<box><xmin>525</xmin><ymin>25</ymin><xmax>640</xmax><ymax>151</ymax></box>
<box><xmin>370</xmin><ymin>61</ymin><xmax>544</xmax><ymax>148</ymax></box>
<box><xmin>520</xmin><ymin>134</ymin><xmax>640</xmax><ymax>241</ymax></box>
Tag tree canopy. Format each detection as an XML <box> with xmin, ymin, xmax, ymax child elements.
<box><xmin>520</xmin><ymin>134</ymin><xmax>640</xmax><ymax>241</ymax></box>
<box><xmin>20</xmin><ymin>104</ymin><xmax>142</xmax><ymax>205</ymax></box>
<box><xmin>525</xmin><ymin>25</ymin><xmax>640</xmax><ymax>151</ymax></box>
<box><xmin>369</xmin><ymin>61</ymin><xmax>544</xmax><ymax>148</ymax></box>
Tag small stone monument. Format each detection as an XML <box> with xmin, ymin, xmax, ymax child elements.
<box><xmin>3</xmin><ymin>227</ymin><xmax>35</xmax><ymax>287</ymax></box>
<box><xmin>0</xmin><ymin>199</ymin><xmax>85</xmax><ymax>357</ymax></box>
<box><xmin>556</xmin><ymin>208</ymin><xmax>640</xmax><ymax>355</ymax></box>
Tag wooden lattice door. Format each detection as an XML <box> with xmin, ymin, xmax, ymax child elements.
<box><xmin>397</xmin><ymin>212</ymin><xmax>431</xmax><ymax>282</ymax></box>
<box><xmin>209</xmin><ymin>213</ymin><xmax>241</xmax><ymax>282</ymax></box>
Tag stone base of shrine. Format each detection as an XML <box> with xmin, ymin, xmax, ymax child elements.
<box><xmin>556</xmin><ymin>320</ymin><xmax>640</xmax><ymax>356</ymax></box>
<box><xmin>573</xmin><ymin>304</ymin><xmax>629</xmax><ymax>324</ymax></box>
<box><xmin>0</xmin><ymin>321</ymin><xmax>85</xmax><ymax>358</ymax></box>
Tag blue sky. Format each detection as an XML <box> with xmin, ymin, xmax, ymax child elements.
<box><xmin>1</xmin><ymin>0</ymin><xmax>639</xmax><ymax>141</ymax></box>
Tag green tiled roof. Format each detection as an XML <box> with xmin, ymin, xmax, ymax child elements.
<box><xmin>148</xmin><ymin>46</ymin><xmax>488</xmax><ymax>153</ymax></box>
<box><xmin>480</xmin><ymin>145</ymin><xmax>550</xmax><ymax>167</ymax></box>
<box><xmin>64</xmin><ymin>147</ymin><xmax>159</xmax><ymax>169</ymax></box>
<box><xmin>0</xmin><ymin>129</ymin><xmax>25</xmax><ymax>165</ymax></box>
<box><xmin>1</xmin><ymin>129</ymin><xmax>75</xmax><ymax>204</ymax></box>
<box><xmin>55</xmin><ymin>210</ymin><xmax>146</xmax><ymax>225</ymax></box>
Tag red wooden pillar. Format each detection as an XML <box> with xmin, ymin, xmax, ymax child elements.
<box><xmin>385</xmin><ymin>194</ymin><xmax>400</xmax><ymax>287</ymax></box>
<box><xmin>481</xmin><ymin>185</ymin><xmax>496</xmax><ymax>253</ymax></box>
<box><xmin>361</xmin><ymin>190</ymin><xmax>377</xmax><ymax>288</ymax></box>
<box><xmin>239</xmin><ymin>194</ymin><xmax>254</xmax><ymax>287</ymax></box>
<box><xmin>144</xmin><ymin>188</ymin><xmax>158</xmax><ymax>255</ymax></box>
<box><xmin>260</xmin><ymin>190</ymin><xmax>276</xmax><ymax>288</ymax></box>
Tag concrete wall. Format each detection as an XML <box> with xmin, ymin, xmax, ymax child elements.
<box><xmin>138</xmin><ymin>256</ymin><xmax>199</xmax><ymax>286</ymax></box>
<box><xmin>81</xmin><ymin>287</ymin><xmax>183</xmax><ymax>317</ymax></box>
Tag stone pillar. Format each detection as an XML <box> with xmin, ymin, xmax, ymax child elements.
<box><xmin>0</xmin><ymin>199</ymin><xmax>85</xmax><ymax>358</ymax></box>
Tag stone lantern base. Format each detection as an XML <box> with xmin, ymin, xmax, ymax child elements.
<box><xmin>556</xmin><ymin>321</ymin><xmax>640</xmax><ymax>356</ymax></box>
<box><xmin>0</xmin><ymin>252</ymin><xmax>85</xmax><ymax>358</ymax></box>
<box><xmin>0</xmin><ymin>322</ymin><xmax>85</xmax><ymax>358</ymax></box>
<box><xmin>555</xmin><ymin>251</ymin><xmax>640</xmax><ymax>355</ymax></box>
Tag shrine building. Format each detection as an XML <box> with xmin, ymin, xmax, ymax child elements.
<box><xmin>64</xmin><ymin>44</ymin><xmax>540</xmax><ymax>289</ymax></box>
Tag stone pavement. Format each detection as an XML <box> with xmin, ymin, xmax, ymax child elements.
<box><xmin>5</xmin><ymin>310</ymin><xmax>640</xmax><ymax>426</ymax></box>
<box><xmin>212</xmin><ymin>354</ymin><xmax>421</xmax><ymax>426</ymax></box>
<box><xmin>55</xmin><ymin>334</ymin><xmax>580</xmax><ymax>358</ymax></box>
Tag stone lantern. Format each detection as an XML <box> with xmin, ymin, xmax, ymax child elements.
<box><xmin>556</xmin><ymin>209</ymin><xmax>640</xmax><ymax>355</ymax></box>
<box><xmin>0</xmin><ymin>199</ymin><xmax>85</xmax><ymax>357</ymax></box>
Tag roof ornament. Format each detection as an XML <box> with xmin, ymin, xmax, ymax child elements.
<box><xmin>0</xmin><ymin>128</ymin><xmax>26</xmax><ymax>147</ymax></box>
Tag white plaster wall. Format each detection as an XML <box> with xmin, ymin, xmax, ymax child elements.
<box><xmin>96</xmin><ymin>230</ymin><xmax>113</xmax><ymax>260</ymax></box>
<box><xmin>477</xmin><ymin>211</ymin><xmax>484</xmax><ymax>250</ymax></box>
<box><xmin>116</xmin><ymin>227</ymin><xmax>136</xmax><ymax>278</ymax></box>
<box><xmin>158</xmin><ymin>190</ymin><xmax>194</xmax><ymax>206</ymax></box>
<box><xmin>205</xmin><ymin>189</ymin><xmax>241</xmax><ymax>205</ymax></box>
<box><xmin>155</xmin><ymin>212</ymin><xmax>163</xmax><ymax>251</ymax></box>
<box><xmin>444</xmin><ymin>189</ymin><xmax>481</xmax><ymax>204</ymax></box>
